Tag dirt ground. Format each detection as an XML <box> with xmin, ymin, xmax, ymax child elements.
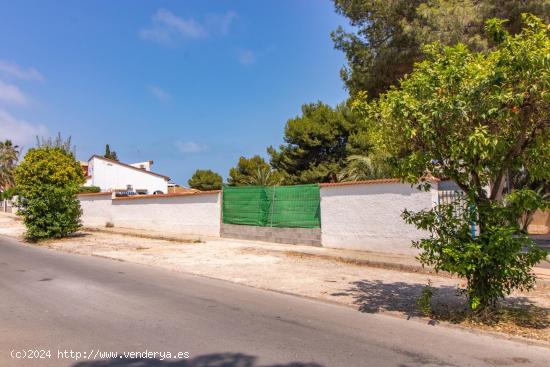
<box><xmin>1</xmin><ymin>213</ymin><xmax>549</xmax><ymax>342</ymax></box>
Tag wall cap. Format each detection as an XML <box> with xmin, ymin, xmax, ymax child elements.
<box><xmin>319</xmin><ymin>177</ymin><xmax>440</xmax><ymax>188</ymax></box>
<box><xmin>112</xmin><ymin>190</ymin><xmax>220</xmax><ymax>201</ymax></box>
<box><xmin>78</xmin><ymin>192</ymin><xmax>112</xmax><ymax>197</ymax></box>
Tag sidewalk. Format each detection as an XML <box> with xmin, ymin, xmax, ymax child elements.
<box><xmin>87</xmin><ymin>226</ymin><xmax>436</xmax><ymax>273</ymax></box>
<box><xmin>82</xmin><ymin>225</ymin><xmax>550</xmax><ymax>285</ymax></box>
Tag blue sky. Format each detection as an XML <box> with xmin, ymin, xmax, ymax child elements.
<box><xmin>0</xmin><ymin>0</ymin><xmax>349</xmax><ymax>184</ymax></box>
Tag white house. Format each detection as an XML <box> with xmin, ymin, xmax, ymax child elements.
<box><xmin>83</xmin><ymin>155</ymin><xmax>170</xmax><ymax>194</ymax></box>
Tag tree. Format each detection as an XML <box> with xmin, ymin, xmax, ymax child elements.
<box><xmin>15</xmin><ymin>146</ymin><xmax>85</xmax><ymax>241</ymax></box>
<box><xmin>357</xmin><ymin>14</ymin><xmax>549</xmax><ymax>312</ymax></box>
<box><xmin>104</xmin><ymin>144</ymin><xmax>118</xmax><ymax>161</ymax></box>
<box><xmin>36</xmin><ymin>132</ymin><xmax>76</xmax><ymax>155</ymax></box>
<box><xmin>0</xmin><ymin>140</ymin><xmax>20</xmax><ymax>190</ymax></box>
<box><xmin>337</xmin><ymin>155</ymin><xmax>392</xmax><ymax>182</ymax></box>
<box><xmin>188</xmin><ymin>169</ymin><xmax>223</xmax><ymax>191</ymax></box>
<box><xmin>244</xmin><ymin>166</ymin><xmax>284</xmax><ymax>186</ymax></box>
<box><xmin>332</xmin><ymin>0</ymin><xmax>423</xmax><ymax>98</ymax></box>
<box><xmin>228</xmin><ymin>155</ymin><xmax>283</xmax><ymax>186</ymax></box>
<box><xmin>332</xmin><ymin>0</ymin><xmax>550</xmax><ymax>98</ymax></box>
<box><xmin>268</xmin><ymin>102</ymin><xmax>367</xmax><ymax>184</ymax></box>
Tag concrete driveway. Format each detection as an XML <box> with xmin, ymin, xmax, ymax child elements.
<box><xmin>1</xmin><ymin>235</ymin><xmax>549</xmax><ymax>367</ymax></box>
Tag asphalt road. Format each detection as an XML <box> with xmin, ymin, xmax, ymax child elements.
<box><xmin>1</xmin><ymin>235</ymin><xmax>549</xmax><ymax>367</ymax></box>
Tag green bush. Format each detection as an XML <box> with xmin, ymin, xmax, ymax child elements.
<box><xmin>403</xmin><ymin>191</ymin><xmax>547</xmax><ymax>311</ymax></box>
<box><xmin>79</xmin><ymin>186</ymin><xmax>101</xmax><ymax>193</ymax></box>
<box><xmin>15</xmin><ymin>147</ymin><xmax>84</xmax><ymax>241</ymax></box>
<box><xmin>416</xmin><ymin>281</ymin><xmax>435</xmax><ymax>317</ymax></box>
<box><xmin>0</xmin><ymin>187</ymin><xmax>17</xmax><ymax>200</ymax></box>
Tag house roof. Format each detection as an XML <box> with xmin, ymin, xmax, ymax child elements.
<box><xmin>88</xmin><ymin>155</ymin><xmax>170</xmax><ymax>180</ymax></box>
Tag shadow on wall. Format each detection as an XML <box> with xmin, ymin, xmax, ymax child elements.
<box><xmin>71</xmin><ymin>353</ymin><xmax>324</xmax><ymax>367</ymax></box>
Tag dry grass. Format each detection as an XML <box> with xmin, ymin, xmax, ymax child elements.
<box><xmin>411</xmin><ymin>288</ymin><xmax>550</xmax><ymax>342</ymax></box>
<box><xmin>433</xmin><ymin>304</ymin><xmax>550</xmax><ymax>342</ymax></box>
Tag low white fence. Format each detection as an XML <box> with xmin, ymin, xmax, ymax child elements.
<box><xmin>78</xmin><ymin>180</ymin><xmax>438</xmax><ymax>255</ymax></box>
<box><xmin>78</xmin><ymin>191</ymin><xmax>221</xmax><ymax>237</ymax></box>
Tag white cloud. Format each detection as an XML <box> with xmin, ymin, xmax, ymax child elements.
<box><xmin>175</xmin><ymin>140</ymin><xmax>206</xmax><ymax>154</ymax></box>
<box><xmin>237</xmin><ymin>48</ymin><xmax>256</xmax><ymax>65</ymax></box>
<box><xmin>140</xmin><ymin>9</ymin><xmax>206</xmax><ymax>45</ymax></box>
<box><xmin>0</xmin><ymin>109</ymin><xmax>48</xmax><ymax>146</ymax></box>
<box><xmin>0</xmin><ymin>60</ymin><xmax>44</xmax><ymax>81</ymax></box>
<box><xmin>140</xmin><ymin>9</ymin><xmax>237</xmax><ymax>45</ymax></box>
<box><xmin>148</xmin><ymin>85</ymin><xmax>171</xmax><ymax>101</ymax></box>
<box><xmin>206</xmin><ymin>11</ymin><xmax>237</xmax><ymax>35</ymax></box>
<box><xmin>0</xmin><ymin>80</ymin><xmax>27</xmax><ymax>105</ymax></box>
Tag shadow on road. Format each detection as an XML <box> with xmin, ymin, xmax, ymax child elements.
<box><xmin>332</xmin><ymin>279</ymin><xmax>461</xmax><ymax>318</ymax></box>
<box><xmin>331</xmin><ymin>279</ymin><xmax>549</xmax><ymax>331</ymax></box>
<box><xmin>71</xmin><ymin>353</ymin><xmax>323</xmax><ymax>367</ymax></box>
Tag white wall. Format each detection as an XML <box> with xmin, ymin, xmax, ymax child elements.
<box><xmin>79</xmin><ymin>193</ymin><xmax>113</xmax><ymax>227</ymax></box>
<box><xmin>79</xmin><ymin>182</ymin><xmax>438</xmax><ymax>254</ymax></box>
<box><xmin>78</xmin><ymin>192</ymin><xmax>221</xmax><ymax>237</ymax></box>
<box><xmin>320</xmin><ymin>182</ymin><xmax>437</xmax><ymax>255</ymax></box>
<box><xmin>88</xmin><ymin>157</ymin><xmax>168</xmax><ymax>194</ymax></box>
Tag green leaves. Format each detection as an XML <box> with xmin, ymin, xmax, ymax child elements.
<box><xmin>268</xmin><ymin>102</ymin><xmax>367</xmax><ymax>184</ymax></box>
<box><xmin>14</xmin><ymin>146</ymin><xmax>84</xmax><ymax>242</ymax></box>
<box><xmin>187</xmin><ymin>169</ymin><xmax>223</xmax><ymax>191</ymax></box>
<box><xmin>485</xmin><ymin>18</ymin><xmax>509</xmax><ymax>44</ymax></box>
<box><xmin>382</xmin><ymin>15</ymin><xmax>550</xmax><ymax>311</ymax></box>
<box><xmin>228</xmin><ymin>155</ymin><xmax>283</xmax><ymax>186</ymax></box>
<box><xmin>362</xmin><ymin>14</ymin><xmax>550</xmax><ymax>197</ymax></box>
<box><xmin>404</xmin><ymin>195</ymin><xmax>547</xmax><ymax>311</ymax></box>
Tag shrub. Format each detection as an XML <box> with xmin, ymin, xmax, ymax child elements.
<box><xmin>15</xmin><ymin>146</ymin><xmax>84</xmax><ymax>241</ymax></box>
<box><xmin>79</xmin><ymin>186</ymin><xmax>101</xmax><ymax>193</ymax></box>
<box><xmin>0</xmin><ymin>187</ymin><xmax>17</xmax><ymax>200</ymax></box>
<box><xmin>403</xmin><ymin>191</ymin><xmax>547</xmax><ymax>312</ymax></box>
<box><xmin>416</xmin><ymin>280</ymin><xmax>435</xmax><ymax>317</ymax></box>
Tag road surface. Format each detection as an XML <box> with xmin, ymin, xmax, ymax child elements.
<box><xmin>1</xmin><ymin>235</ymin><xmax>549</xmax><ymax>367</ymax></box>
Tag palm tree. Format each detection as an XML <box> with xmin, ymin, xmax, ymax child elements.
<box><xmin>337</xmin><ymin>155</ymin><xmax>389</xmax><ymax>182</ymax></box>
<box><xmin>245</xmin><ymin>166</ymin><xmax>283</xmax><ymax>186</ymax></box>
<box><xmin>0</xmin><ymin>140</ymin><xmax>20</xmax><ymax>190</ymax></box>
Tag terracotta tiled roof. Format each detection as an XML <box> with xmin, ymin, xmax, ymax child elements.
<box><xmin>88</xmin><ymin>155</ymin><xmax>170</xmax><ymax>180</ymax></box>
